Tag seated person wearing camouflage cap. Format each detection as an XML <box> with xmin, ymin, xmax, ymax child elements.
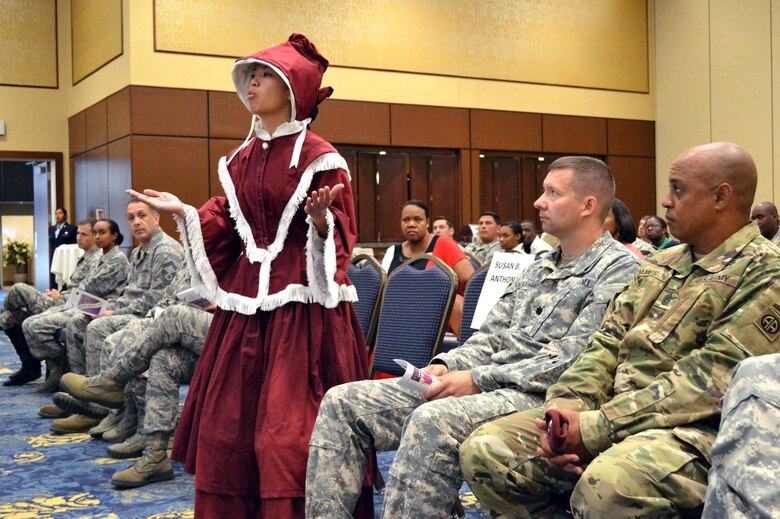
<box><xmin>461</xmin><ymin>142</ymin><xmax>780</xmax><ymax>518</ymax></box>
<box><xmin>305</xmin><ymin>157</ymin><xmax>640</xmax><ymax>518</ymax></box>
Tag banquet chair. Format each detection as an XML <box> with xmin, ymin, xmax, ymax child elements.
<box><xmin>348</xmin><ymin>254</ymin><xmax>386</xmax><ymax>355</ymax></box>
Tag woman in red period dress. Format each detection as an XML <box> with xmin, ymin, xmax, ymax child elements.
<box><xmin>128</xmin><ymin>34</ymin><xmax>370</xmax><ymax>518</ymax></box>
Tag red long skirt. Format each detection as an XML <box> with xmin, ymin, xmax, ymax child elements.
<box><xmin>172</xmin><ymin>301</ymin><xmax>372</xmax><ymax>518</ymax></box>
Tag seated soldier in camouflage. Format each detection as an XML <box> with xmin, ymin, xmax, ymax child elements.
<box><xmin>1</xmin><ymin>218</ymin><xmax>103</xmax><ymax>387</ymax></box>
<box><xmin>23</xmin><ymin>219</ymin><xmax>130</xmax><ymax>393</ymax></box>
<box><xmin>60</xmin><ymin>301</ymin><xmax>213</xmax><ymax>488</ymax></box>
<box><xmin>305</xmin><ymin>157</ymin><xmax>640</xmax><ymax>518</ymax></box>
<box><xmin>45</xmin><ymin>199</ymin><xmax>183</xmax><ymax>434</ymax></box>
<box><xmin>461</xmin><ymin>142</ymin><xmax>780</xmax><ymax>518</ymax></box>
<box><xmin>702</xmin><ymin>353</ymin><xmax>780</xmax><ymax>519</ymax></box>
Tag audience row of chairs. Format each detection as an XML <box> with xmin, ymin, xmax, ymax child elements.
<box><xmin>348</xmin><ymin>254</ymin><xmax>489</xmax><ymax>379</ymax></box>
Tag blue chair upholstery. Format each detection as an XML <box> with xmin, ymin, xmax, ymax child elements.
<box><xmin>458</xmin><ymin>265</ymin><xmax>489</xmax><ymax>346</ymax></box>
<box><xmin>348</xmin><ymin>254</ymin><xmax>386</xmax><ymax>351</ymax></box>
<box><xmin>370</xmin><ymin>254</ymin><xmax>457</xmax><ymax>378</ymax></box>
<box><xmin>465</xmin><ymin>252</ymin><xmax>482</xmax><ymax>270</ymax></box>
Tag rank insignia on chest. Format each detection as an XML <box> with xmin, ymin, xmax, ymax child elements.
<box><xmin>755</xmin><ymin>305</ymin><xmax>780</xmax><ymax>341</ymax></box>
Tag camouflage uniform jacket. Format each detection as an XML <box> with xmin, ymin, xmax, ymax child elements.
<box><xmin>433</xmin><ymin>233</ymin><xmax>640</xmax><ymax>394</ymax></box>
<box><xmin>146</xmin><ymin>261</ymin><xmax>193</xmax><ymax>316</ymax></box>
<box><xmin>77</xmin><ymin>246</ymin><xmax>130</xmax><ymax>300</ymax></box>
<box><xmin>108</xmin><ymin>228</ymin><xmax>183</xmax><ymax>316</ymax></box>
<box><xmin>465</xmin><ymin>239</ymin><xmax>501</xmax><ymax>264</ymax></box>
<box><xmin>546</xmin><ymin>223</ymin><xmax>780</xmax><ymax>458</ymax></box>
<box><xmin>61</xmin><ymin>246</ymin><xmax>102</xmax><ymax>298</ymax></box>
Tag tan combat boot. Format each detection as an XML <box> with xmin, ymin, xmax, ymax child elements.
<box><xmin>60</xmin><ymin>372</ymin><xmax>124</xmax><ymax>409</ymax></box>
<box><xmin>107</xmin><ymin>432</ymin><xmax>146</xmax><ymax>459</ymax></box>
<box><xmin>38</xmin><ymin>404</ymin><xmax>69</xmax><ymax>419</ymax></box>
<box><xmin>111</xmin><ymin>433</ymin><xmax>173</xmax><ymax>489</ymax></box>
<box><xmin>50</xmin><ymin>413</ymin><xmax>101</xmax><ymax>434</ymax></box>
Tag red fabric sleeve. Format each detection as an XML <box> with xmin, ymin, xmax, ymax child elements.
<box><xmin>197</xmin><ymin>196</ymin><xmax>243</xmax><ymax>281</ymax></box>
<box><xmin>429</xmin><ymin>235</ymin><xmax>468</xmax><ymax>295</ymax></box>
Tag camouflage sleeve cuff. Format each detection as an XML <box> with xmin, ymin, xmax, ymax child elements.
<box><xmin>470</xmin><ymin>365</ymin><xmax>500</xmax><ymax>392</ymax></box>
<box><xmin>545</xmin><ymin>398</ymin><xmax>589</xmax><ymax>413</ymax></box>
<box><xmin>579</xmin><ymin>410</ymin><xmax>612</xmax><ymax>457</ymax></box>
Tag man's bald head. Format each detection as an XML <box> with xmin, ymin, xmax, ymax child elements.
<box><xmin>664</xmin><ymin>142</ymin><xmax>758</xmax><ymax>254</ymax></box>
<box><xmin>751</xmin><ymin>202</ymin><xmax>780</xmax><ymax>240</ymax></box>
<box><xmin>674</xmin><ymin>142</ymin><xmax>757</xmax><ymax>215</ymax></box>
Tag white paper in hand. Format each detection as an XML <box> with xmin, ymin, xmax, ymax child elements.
<box><xmin>394</xmin><ymin>359</ymin><xmax>440</xmax><ymax>393</ymax></box>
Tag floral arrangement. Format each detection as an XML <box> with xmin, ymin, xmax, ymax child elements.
<box><xmin>3</xmin><ymin>240</ymin><xmax>31</xmax><ymax>273</ymax></box>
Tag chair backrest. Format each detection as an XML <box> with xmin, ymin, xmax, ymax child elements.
<box><xmin>459</xmin><ymin>265</ymin><xmax>490</xmax><ymax>346</ymax></box>
<box><xmin>348</xmin><ymin>254</ymin><xmax>386</xmax><ymax>352</ymax></box>
<box><xmin>370</xmin><ymin>253</ymin><xmax>458</xmax><ymax>378</ymax></box>
<box><xmin>465</xmin><ymin>252</ymin><xmax>482</xmax><ymax>270</ymax></box>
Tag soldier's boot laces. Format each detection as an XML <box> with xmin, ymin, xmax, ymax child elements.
<box><xmin>111</xmin><ymin>432</ymin><xmax>173</xmax><ymax>489</ymax></box>
<box><xmin>60</xmin><ymin>370</ymin><xmax>125</xmax><ymax>409</ymax></box>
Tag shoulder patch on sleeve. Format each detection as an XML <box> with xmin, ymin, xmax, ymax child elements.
<box><xmin>755</xmin><ymin>304</ymin><xmax>780</xmax><ymax>342</ymax></box>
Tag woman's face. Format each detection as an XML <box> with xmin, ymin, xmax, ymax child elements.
<box><xmin>247</xmin><ymin>65</ymin><xmax>291</xmax><ymax>120</ymax></box>
<box><xmin>498</xmin><ymin>225</ymin><xmax>521</xmax><ymax>250</ymax></box>
<box><xmin>603</xmin><ymin>208</ymin><xmax>619</xmax><ymax>240</ymax></box>
<box><xmin>94</xmin><ymin>221</ymin><xmax>117</xmax><ymax>249</ymax></box>
<box><xmin>401</xmin><ymin>205</ymin><xmax>429</xmax><ymax>244</ymax></box>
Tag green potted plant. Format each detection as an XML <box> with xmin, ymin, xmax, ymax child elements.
<box><xmin>3</xmin><ymin>240</ymin><xmax>32</xmax><ymax>284</ymax></box>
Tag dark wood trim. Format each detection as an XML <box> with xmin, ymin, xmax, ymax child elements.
<box><xmin>71</xmin><ymin>0</ymin><xmax>124</xmax><ymax>86</ymax></box>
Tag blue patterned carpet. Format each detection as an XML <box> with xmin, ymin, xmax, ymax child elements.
<box><xmin>0</xmin><ymin>291</ymin><xmax>488</xmax><ymax>518</ymax></box>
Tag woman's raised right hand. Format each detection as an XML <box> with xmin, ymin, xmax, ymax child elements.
<box><xmin>126</xmin><ymin>189</ymin><xmax>185</xmax><ymax>218</ymax></box>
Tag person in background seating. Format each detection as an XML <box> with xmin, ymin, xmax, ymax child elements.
<box><xmin>465</xmin><ymin>211</ymin><xmax>502</xmax><ymax>263</ymax></box>
<box><xmin>643</xmin><ymin>214</ymin><xmax>679</xmax><ymax>250</ymax></box>
<box><xmin>750</xmin><ymin>201</ymin><xmax>780</xmax><ymax>244</ymax></box>
<box><xmin>49</xmin><ymin>207</ymin><xmax>78</xmax><ymax>289</ymax></box>
<box><xmin>497</xmin><ymin>221</ymin><xmax>523</xmax><ymax>253</ymax></box>
<box><xmin>432</xmin><ymin>216</ymin><xmax>456</xmax><ymax>239</ymax></box>
<box><xmin>519</xmin><ymin>219</ymin><xmax>553</xmax><ymax>256</ymax></box>
<box><xmin>603</xmin><ymin>198</ymin><xmax>645</xmax><ymax>260</ymax></box>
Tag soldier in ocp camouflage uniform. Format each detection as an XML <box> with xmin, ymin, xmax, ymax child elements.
<box><xmin>461</xmin><ymin>142</ymin><xmax>780</xmax><ymax>518</ymax></box>
<box><xmin>702</xmin><ymin>354</ymin><xmax>780</xmax><ymax>519</ymax></box>
<box><xmin>2</xmin><ymin>219</ymin><xmax>103</xmax><ymax>387</ymax></box>
<box><xmin>306</xmin><ymin>157</ymin><xmax>640</xmax><ymax>518</ymax></box>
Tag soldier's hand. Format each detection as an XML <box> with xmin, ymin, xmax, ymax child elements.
<box><xmin>422</xmin><ymin>364</ymin><xmax>449</xmax><ymax>377</ymax></box>
<box><xmin>423</xmin><ymin>370</ymin><xmax>480</xmax><ymax>401</ymax></box>
<box><xmin>534</xmin><ymin>409</ymin><xmax>592</xmax><ymax>475</ymax></box>
<box><xmin>93</xmin><ymin>310</ymin><xmax>114</xmax><ymax>321</ymax></box>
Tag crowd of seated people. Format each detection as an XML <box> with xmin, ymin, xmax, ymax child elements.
<box><xmin>1</xmin><ymin>198</ymin><xmax>214</xmax><ymax>489</ymax></box>
<box><xmin>4</xmin><ymin>144</ymin><xmax>780</xmax><ymax>516</ymax></box>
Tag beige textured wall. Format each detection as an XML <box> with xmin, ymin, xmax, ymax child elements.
<box><xmin>155</xmin><ymin>0</ymin><xmax>649</xmax><ymax>92</ymax></box>
<box><xmin>0</xmin><ymin>0</ymin><xmax>57</xmax><ymax>88</ymax></box>
<box><xmin>71</xmin><ymin>0</ymin><xmax>123</xmax><ymax>84</ymax></box>
<box><xmin>655</xmin><ymin>0</ymin><xmax>777</xmax><ymax>210</ymax></box>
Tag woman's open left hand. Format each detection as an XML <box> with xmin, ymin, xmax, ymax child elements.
<box><xmin>305</xmin><ymin>184</ymin><xmax>344</xmax><ymax>237</ymax></box>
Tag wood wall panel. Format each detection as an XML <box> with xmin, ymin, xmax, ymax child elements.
<box><xmin>377</xmin><ymin>153</ymin><xmax>407</xmax><ymax>242</ymax></box>
<box><xmin>356</xmin><ymin>152</ymin><xmax>377</xmax><ymax>242</ymax></box>
<box><xmin>391</xmin><ymin>105</ymin><xmax>469</xmax><ymax>149</ymax></box>
<box><xmin>208</xmin><ymin>138</ymin><xmax>243</xmax><ymax>197</ymax></box>
<box><xmin>69</xmin><ymin>111</ymin><xmax>87</xmax><ymax>157</ymax></box>
<box><xmin>130</xmin><ymin>87</ymin><xmax>208</xmax><ymax>137</ymax></box>
<box><xmin>409</xmin><ymin>156</ymin><xmax>429</xmax><ymax>203</ymax></box>
<box><xmin>131</xmin><ymin>136</ymin><xmax>209</xmax><ymax>237</ymax></box>
<box><xmin>85</xmin><ymin>146</ymin><xmax>109</xmax><ymax>218</ymax></box>
<box><xmin>73</xmin><ymin>155</ymin><xmax>87</xmax><ymax>221</ymax></box>
<box><xmin>85</xmin><ymin>100</ymin><xmax>108</xmax><ymax>151</ymax></box>
<box><xmin>608</xmin><ymin>156</ymin><xmax>656</xmax><ymax>223</ymax></box>
<box><xmin>208</xmin><ymin>91</ymin><xmax>250</xmax><ymax>139</ymax></box>
<box><xmin>429</xmin><ymin>155</ymin><xmax>459</xmax><ymax>228</ymax></box>
<box><xmin>315</xmin><ymin>100</ymin><xmax>391</xmax><ymax>146</ymax></box>
<box><xmin>107</xmin><ymin>87</ymin><xmax>131</xmax><ymax>143</ymax></box>
<box><xmin>471</xmin><ymin>110</ymin><xmax>542</xmax><ymax>151</ymax></box>
<box><xmin>107</xmin><ymin>137</ymin><xmax>133</xmax><ymax>256</ymax></box>
<box><xmin>542</xmin><ymin>114</ymin><xmax>607</xmax><ymax>155</ymax></box>
<box><xmin>607</xmin><ymin>119</ymin><xmax>655</xmax><ymax>157</ymax></box>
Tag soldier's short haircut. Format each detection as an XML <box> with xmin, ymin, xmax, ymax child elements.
<box><xmin>78</xmin><ymin>217</ymin><xmax>97</xmax><ymax>228</ymax></box>
<box><xmin>126</xmin><ymin>197</ymin><xmax>158</xmax><ymax>214</ymax></box>
<box><xmin>479</xmin><ymin>211</ymin><xmax>501</xmax><ymax>225</ymax></box>
<box><xmin>433</xmin><ymin>216</ymin><xmax>454</xmax><ymax>229</ymax></box>
<box><xmin>548</xmin><ymin>156</ymin><xmax>615</xmax><ymax>220</ymax></box>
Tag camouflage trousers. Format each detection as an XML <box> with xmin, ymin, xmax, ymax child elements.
<box><xmin>23</xmin><ymin>306</ymin><xmax>81</xmax><ymax>361</ymax></box>
<box><xmin>703</xmin><ymin>354</ymin><xmax>780</xmax><ymax>519</ymax></box>
<box><xmin>67</xmin><ymin>314</ymin><xmax>138</xmax><ymax>376</ymax></box>
<box><xmin>461</xmin><ymin>407</ymin><xmax>710</xmax><ymax>518</ymax></box>
<box><xmin>0</xmin><ymin>283</ymin><xmax>62</xmax><ymax>330</ymax></box>
<box><xmin>306</xmin><ymin>378</ymin><xmax>543</xmax><ymax>519</ymax></box>
<box><xmin>105</xmin><ymin>305</ymin><xmax>209</xmax><ymax>434</ymax></box>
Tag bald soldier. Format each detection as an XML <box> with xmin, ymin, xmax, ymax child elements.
<box><xmin>750</xmin><ymin>201</ymin><xmax>780</xmax><ymax>244</ymax></box>
<box><xmin>461</xmin><ymin>142</ymin><xmax>780</xmax><ymax>517</ymax></box>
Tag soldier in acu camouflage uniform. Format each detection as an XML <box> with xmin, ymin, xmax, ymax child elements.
<box><xmin>306</xmin><ymin>157</ymin><xmax>640</xmax><ymax>519</ymax></box>
<box><xmin>24</xmin><ymin>219</ymin><xmax>130</xmax><ymax>392</ymax></box>
<box><xmin>50</xmin><ymin>199</ymin><xmax>182</xmax><ymax>434</ymax></box>
<box><xmin>1</xmin><ymin>219</ymin><xmax>102</xmax><ymax>387</ymax></box>
<box><xmin>461</xmin><ymin>142</ymin><xmax>780</xmax><ymax>518</ymax></box>
<box><xmin>464</xmin><ymin>211</ymin><xmax>502</xmax><ymax>264</ymax></box>
<box><xmin>702</xmin><ymin>353</ymin><xmax>780</xmax><ymax>519</ymax></box>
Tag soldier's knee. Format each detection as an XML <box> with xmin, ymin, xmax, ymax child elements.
<box><xmin>460</xmin><ymin>423</ymin><xmax>515</xmax><ymax>483</ymax></box>
<box><xmin>161</xmin><ymin>305</ymin><xmax>189</xmax><ymax>321</ymax></box>
<box><xmin>570</xmin><ymin>455</ymin><xmax>634</xmax><ymax>513</ymax></box>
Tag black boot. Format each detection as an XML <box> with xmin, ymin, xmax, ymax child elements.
<box><xmin>3</xmin><ymin>326</ymin><xmax>41</xmax><ymax>386</ymax></box>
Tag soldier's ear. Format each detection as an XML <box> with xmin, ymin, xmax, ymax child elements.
<box><xmin>713</xmin><ymin>183</ymin><xmax>732</xmax><ymax>208</ymax></box>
